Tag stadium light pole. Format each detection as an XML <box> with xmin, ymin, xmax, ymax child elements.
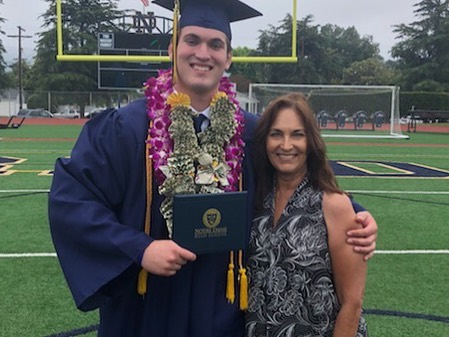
<box><xmin>7</xmin><ymin>26</ymin><xmax>32</xmax><ymax>110</ymax></box>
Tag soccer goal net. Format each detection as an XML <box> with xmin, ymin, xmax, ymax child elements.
<box><xmin>248</xmin><ymin>84</ymin><xmax>409</xmax><ymax>139</ymax></box>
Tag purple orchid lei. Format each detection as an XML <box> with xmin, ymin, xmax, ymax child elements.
<box><xmin>144</xmin><ymin>68</ymin><xmax>245</xmax><ymax>193</ymax></box>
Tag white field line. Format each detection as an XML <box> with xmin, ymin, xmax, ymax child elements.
<box><xmin>1</xmin><ymin>191</ymin><xmax>446</xmax><ymax>257</ymax></box>
<box><xmin>0</xmin><ymin>253</ymin><xmax>57</xmax><ymax>258</ymax></box>
<box><xmin>0</xmin><ymin>189</ymin><xmax>49</xmax><ymax>193</ymax></box>
<box><xmin>348</xmin><ymin>190</ymin><xmax>449</xmax><ymax>195</ymax></box>
<box><xmin>1</xmin><ymin>251</ymin><xmax>449</xmax><ymax>258</ymax></box>
<box><xmin>375</xmin><ymin>250</ymin><xmax>449</xmax><ymax>254</ymax></box>
<box><xmin>1</xmin><ymin>189</ymin><xmax>448</xmax><ymax>195</ymax></box>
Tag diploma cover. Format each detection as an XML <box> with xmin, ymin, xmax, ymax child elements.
<box><xmin>172</xmin><ymin>192</ymin><xmax>248</xmax><ymax>254</ymax></box>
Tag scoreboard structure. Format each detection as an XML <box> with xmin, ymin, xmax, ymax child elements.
<box><xmin>97</xmin><ymin>12</ymin><xmax>172</xmax><ymax>90</ymax></box>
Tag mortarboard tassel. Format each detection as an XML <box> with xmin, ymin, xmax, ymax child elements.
<box><xmin>137</xmin><ymin>269</ymin><xmax>148</xmax><ymax>295</ymax></box>
<box><xmin>171</xmin><ymin>0</ymin><xmax>180</xmax><ymax>84</ymax></box>
<box><xmin>237</xmin><ymin>173</ymin><xmax>248</xmax><ymax>310</ymax></box>
<box><xmin>137</xmin><ymin>122</ymin><xmax>154</xmax><ymax>296</ymax></box>
<box><xmin>238</xmin><ymin>250</ymin><xmax>248</xmax><ymax>310</ymax></box>
<box><xmin>226</xmin><ymin>251</ymin><xmax>235</xmax><ymax>303</ymax></box>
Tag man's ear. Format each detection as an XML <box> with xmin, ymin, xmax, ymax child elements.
<box><xmin>225</xmin><ymin>52</ymin><xmax>233</xmax><ymax>71</ymax></box>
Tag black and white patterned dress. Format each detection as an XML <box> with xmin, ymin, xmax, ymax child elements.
<box><xmin>245</xmin><ymin>177</ymin><xmax>367</xmax><ymax>337</ymax></box>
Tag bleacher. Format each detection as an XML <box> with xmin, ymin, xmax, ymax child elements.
<box><xmin>408</xmin><ymin>109</ymin><xmax>449</xmax><ymax>132</ymax></box>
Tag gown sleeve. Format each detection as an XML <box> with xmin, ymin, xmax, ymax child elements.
<box><xmin>351</xmin><ymin>200</ymin><xmax>366</xmax><ymax>212</ymax></box>
<box><xmin>48</xmin><ymin>104</ymin><xmax>153</xmax><ymax>311</ymax></box>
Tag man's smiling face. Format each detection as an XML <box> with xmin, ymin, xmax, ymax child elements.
<box><xmin>171</xmin><ymin>25</ymin><xmax>232</xmax><ymax>99</ymax></box>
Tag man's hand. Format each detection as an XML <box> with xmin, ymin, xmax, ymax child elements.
<box><xmin>141</xmin><ymin>240</ymin><xmax>197</xmax><ymax>276</ymax></box>
<box><xmin>347</xmin><ymin>211</ymin><xmax>378</xmax><ymax>261</ymax></box>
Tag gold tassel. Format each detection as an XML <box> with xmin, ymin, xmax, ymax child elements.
<box><xmin>226</xmin><ymin>251</ymin><xmax>235</xmax><ymax>303</ymax></box>
<box><xmin>137</xmin><ymin>121</ymin><xmax>153</xmax><ymax>296</ymax></box>
<box><xmin>137</xmin><ymin>269</ymin><xmax>148</xmax><ymax>295</ymax></box>
<box><xmin>172</xmin><ymin>0</ymin><xmax>180</xmax><ymax>84</ymax></box>
<box><xmin>239</xmin><ymin>267</ymin><xmax>248</xmax><ymax>310</ymax></box>
<box><xmin>238</xmin><ymin>250</ymin><xmax>248</xmax><ymax>310</ymax></box>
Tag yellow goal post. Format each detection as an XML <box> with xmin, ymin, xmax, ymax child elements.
<box><xmin>55</xmin><ymin>0</ymin><xmax>298</xmax><ymax>64</ymax></box>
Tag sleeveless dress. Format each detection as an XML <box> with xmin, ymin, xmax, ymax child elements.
<box><xmin>245</xmin><ymin>177</ymin><xmax>368</xmax><ymax>337</ymax></box>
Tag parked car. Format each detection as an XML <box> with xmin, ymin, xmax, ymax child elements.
<box><xmin>17</xmin><ymin>108</ymin><xmax>54</xmax><ymax>118</ymax></box>
<box><xmin>53</xmin><ymin>109</ymin><xmax>80</xmax><ymax>119</ymax></box>
<box><xmin>400</xmin><ymin>115</ymin><xmax>423</xmax><ymax>124</ymax></box>
<box><xmin>85</xmin><ymin>107</ymin><xmax>107</xmax><ymax>119</ymax></box>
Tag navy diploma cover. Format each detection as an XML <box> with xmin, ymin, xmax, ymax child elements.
<box><xmin>172</xmin><ymin>192</ymin><xmax>248</xmax><ymax>254</ymax></box>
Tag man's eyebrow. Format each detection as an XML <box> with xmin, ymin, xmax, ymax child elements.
<box><xmin>182</xmin><ymin>33</ymin><xmax>226</xmax><ymax>44</ymax></box>
<box><xmin>182</xmin><ymin>33</ymin><xmax>200</xmax><ymax>39</ymax></box>
<box><xmin>210</xmin><ymin>37</ymin><xmax>226</xmax><ymax>42</ymax></box>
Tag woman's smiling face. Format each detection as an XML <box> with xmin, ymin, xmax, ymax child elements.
<box><xmin>266</xmin><ymin>107</ymin><xmax>308</xmax><ymax>181</ymax></box>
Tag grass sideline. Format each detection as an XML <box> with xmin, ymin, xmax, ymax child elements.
<box><xmin>1</xmin><ymin>124</ymin><xmax>449</xmax><ymax>337</ymax></box>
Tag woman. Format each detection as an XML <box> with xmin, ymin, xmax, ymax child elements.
<box><xmin>246</xmin><ymin>93</ymin><xmax>368</xmax><ymax>337</ymax></box>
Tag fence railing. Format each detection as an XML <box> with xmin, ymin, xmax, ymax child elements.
<box><xmin>0</xmin><ymin>90</ymin><xmax>143</xmax><ymax>116</ymax></box>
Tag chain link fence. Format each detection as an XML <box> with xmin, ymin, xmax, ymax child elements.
<box><xmin>1</xmin><ymin>90</ymin><xmax>143</xmax><ymax>117</ymax></box>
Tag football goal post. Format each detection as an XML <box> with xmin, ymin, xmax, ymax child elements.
<box><xmin>248</xmin><ymin>84</ymin><xmax>409</xmax><ymax>139</ymax></box>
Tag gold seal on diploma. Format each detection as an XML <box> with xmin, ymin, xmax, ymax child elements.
<box><xmin>202</xmin><ymin>208</ymin><xmax>221</xmax><ymax>228</ymax></box>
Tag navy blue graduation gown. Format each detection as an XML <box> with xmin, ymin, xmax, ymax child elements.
<box><xmin>48</xmin><ymin>98</ymin><xmax>258</xmax><ymax>337</ymax></box>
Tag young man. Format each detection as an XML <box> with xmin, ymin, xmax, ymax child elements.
<box><xmin>48</xmin><ymin>1</ymin><xmax>377</xmax><ymax>336</ymax></box>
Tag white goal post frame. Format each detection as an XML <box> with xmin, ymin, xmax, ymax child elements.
<box><xmin>248</xmin><ymin>83</ymin><xmax>409</xmax><ymax>139</ymax></box>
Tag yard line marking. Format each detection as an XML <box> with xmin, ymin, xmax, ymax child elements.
<box><xmin>348</xmin><ymin>190</ymin><xmax>449</xmax><ymax>195</ymax></box>
<box><xmin>375</xmin><ymin>250</ymin><xmax>449</xmax><ymax>254</ymax></box>
<box><xmin>0</xmin><ymin>253</ymin><xmax>57</xmax><ymax>258</ymax></box>
<box><xmin>1</xmin><ymin>251</ymin><xmax>449</xmax><ymax>258</ymax></box>
<box><xmin>0</xmin><ymin>189</ymin><xmax>49</xmax><ymax>193</ymax></box>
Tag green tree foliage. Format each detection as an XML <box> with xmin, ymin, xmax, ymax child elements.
<box><xmin>5</xmin><ymin>60</ymin><xmax>31</xmax><ymax>92</ymax></box>
<box><xmin>316</xmin><ymin>24</ymin><xmax>379</xmax><ymax>83</ymax></box>
<box><xmin>27</xmin><ymin>0</ymin><xmax>120</xmax><ymax>112</ymax></box>
<box><xmin>0</xmin><ymin>0</ymin><xmax>10</xmax><ymax>91</ymax></box>
<box><xmin>231</xmin><ymin>14</ymin><xmax>381</xmax><ymax>87</ymax></box>
<box><xmin>391</xmin><ymin>0</ymin><xmax>449</xmax><ymax>91</ymax></box>
<box><xmin>229</xmin><ymin>46</ymin><xmax>260</xmax><ymax>92</ymax></box>
<box><xmin>342</xmin><ymin>57</ymin><xmax>398</xmax><ymax>85</ymax></box>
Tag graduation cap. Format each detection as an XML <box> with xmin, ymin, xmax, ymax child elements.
<box><xmin>152</xmin><ymin>0</ymin><xmax>262</xmax><ymax>41</ymax></box>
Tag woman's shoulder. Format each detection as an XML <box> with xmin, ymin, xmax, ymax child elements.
<box><xmin>322</xmin><ymin>192</ymin><xmax>355</xmax><ymax>222</ymax></box>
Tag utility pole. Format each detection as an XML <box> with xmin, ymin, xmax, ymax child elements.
<box><xmin>7</xmin><ymin>26</ymin><xmax>32</xmax><ymax>110</ymax></box>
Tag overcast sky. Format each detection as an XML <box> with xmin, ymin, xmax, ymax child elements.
<box><xmin>1</xmin><ymin>0</ymin><xmax>419</xmax><ymax>65</ymax></box>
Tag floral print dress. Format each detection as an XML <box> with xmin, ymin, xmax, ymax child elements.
<box><xmin>245</xmin><ymin>178</ymin><xmax>367</xmax><ymax>337</ymax></box>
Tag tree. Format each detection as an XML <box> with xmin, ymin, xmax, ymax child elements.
<box><xmin>316</xmin><ymin>24</ymin><xmax>380</xmax><ymax>84</ymax></box>
<box><xmin>0</xmin><ymin>0</ymin><xmax>9</xmax><ymax>91</ymax></box>
<box><xmin>5</xmin><ymin>60</ymin><xmax>31</xmax><ymax>91</ymax></box>
<box><xmin>240</xmin><ymin>14</ymin><xmax>381</xmax><ymax>85</ymax></box>
<box><xmin>342</xmin><ymin>57</ymin><xmax>398</xmax><ymax>85</ymax></box>
<box><xmin>391</xmin><ymin>0</ymin><xmax>449</xmax><ymax>91</ymax></box>
<box><xmin>26</xmin><ymin>0</ymin><xmax>121</xmax><ymax>113</ymax></box>
<box><xmin>229</xmin><ymin>46</ymin><xmax>260</xmax><ymax>92</ymax></box>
